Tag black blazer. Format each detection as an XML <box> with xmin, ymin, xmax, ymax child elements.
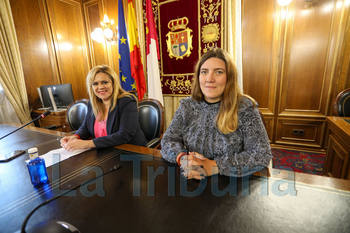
<box><xmin>75</xmin><ymin>96</ymin><xmax>147</xmax><ymax>149</ymax></box>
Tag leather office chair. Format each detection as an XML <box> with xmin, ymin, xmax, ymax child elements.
<box><xmin>65</xmin><ymin>98</ymin><xmax>89</xmax><ymax>133</ymax></box>
<box><xmin>128</xmin><ymin>90</ymin><xmax>138</xmax><ymax>100</ymax></box>
<box><xmin>333</xmin><ymin>88</ymin><xmax>350</xmax><ymax>117</ymax></box>
<box><xmin>138</xmin><ymin>99</ymin><xmax>164</xmax><ymax>148</ymax></box>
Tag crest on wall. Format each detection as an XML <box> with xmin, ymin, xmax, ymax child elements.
<box><xmin>166</xmin><ymin>17</ymin><xmax>193</xmax><ymax>60</ymax></box>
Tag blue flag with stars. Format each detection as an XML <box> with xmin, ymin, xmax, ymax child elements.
<box><xmin>118</xmin><ymin>0</ymin><xmax>135</xmax><ymax>91</ymax></box>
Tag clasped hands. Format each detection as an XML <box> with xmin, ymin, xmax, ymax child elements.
<box><xmin>177</xmin><ymin>152</ymin><xmax>219</xmax><ymax>180</ymax></box>
<box><xmin>60</xmin><ymin>136</ymin><xmax>94</xmax><ymax>151</ymax></box>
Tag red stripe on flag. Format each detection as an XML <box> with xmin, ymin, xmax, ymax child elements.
<box><xmin>127</xmin><ymin>0</ymin><xmax>146</xmax><ymax>99</ymax></box>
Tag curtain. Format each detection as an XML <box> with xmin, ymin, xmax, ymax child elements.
<box><xmin>0</xmin><ymin>0</ymin><xmax>31</xmax><ymax>124</ymax></box>
<box><xmin>0</xmin><ymin>83</ymin><xmax>21</xmax><ymax>124</ymax></box>
<box><xmin>226</xmin><ymin>0</ymin><xmax>243</xmax><ymax>92</ymax></box>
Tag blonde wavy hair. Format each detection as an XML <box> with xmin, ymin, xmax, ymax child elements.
<box><xmin>191</xmin><ymin>48</ymin><xmax>255</xmax><ymax>134</ymax></box>
<box><xmin>86</xmin><ymin>65</ymin><xmax>132</xmax><ymax>121</ymax></box>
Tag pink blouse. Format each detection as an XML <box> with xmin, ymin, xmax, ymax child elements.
<box><xmin>94</xmin><ymin>116</ymin><xmax>108</xmax><ymax>138</ymax></box>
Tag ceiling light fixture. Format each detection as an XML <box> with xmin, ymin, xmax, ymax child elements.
<box><xmin>278</xmin><ymin>0</ymin><xmax>292</xmax><ymax>6</ymax></box>
<box><xmin>91</xmin><ymin>14</ymin><xmax>117</xmax><ymax>43</ymax></box>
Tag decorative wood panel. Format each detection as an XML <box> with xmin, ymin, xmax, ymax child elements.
<box><xmin>46</xmin><ymin>0</ymin><xmax>90</xmax><ymax>100</ymax></box>
<box><xmin>329</xmin><ymin>0</ymin><xmax>350</xmax><ymax>114</ymax></box>
<box><xmin>275</xmin><ymin>118</ymin><xmax>325</xmax><ymax>148</ymax></box>
<box><xmin>325</xmin><ymin>133</ymin><xmax>350</xmax><ymax>179</ymax></box>
<box><xmin>324</xmin><ymin>117</ymin><xmax>350</xmax><ymax>179</ymax></box>
<box><xmin>242</xmin><ymin>0</ymin><xmax>350</xmax><ymax>150</ymax></box>
<box><xmin>83</xmin><ymin>0</ymin><xmax>120</xmax><ymax>74</ymax></box>
<box><xmin>10</xmin><ymin>0</ymin><xmax>57</xmax><ymax>107</ymax></box>
<box><xmin>83</xmin><ymin>0</ymin><xmax>109</xmax><ymax>67</ymax></box>
<box><xmin>279</xmin><ymin>0</ymin><xmax>337</xmax><ymax>116</ymax></box>
<box><xmin>264</xmin><ymin>117</ymin><xmax>274</xmax><ymax>142</ymax></box>
<box><xmin>242</xmin><ymin>0</ymin><xmax>279</xmax><ymax>118</ymax></box>
<box><xmin>104</xmin><ymin>0</ymin><xmax>119</xmax><ymax>72</ymax></box>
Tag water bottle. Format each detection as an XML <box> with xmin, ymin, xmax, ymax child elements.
<box><xmin>27</xmin><ymin>147</ymin><xmax>48</xmax><ymax>186</ymax></box>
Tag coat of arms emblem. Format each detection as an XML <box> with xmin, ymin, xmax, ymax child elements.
<box><xmin>166</xmin><ymin>17</ymin><xmax>193</xmax><ymax>60</ymax></box>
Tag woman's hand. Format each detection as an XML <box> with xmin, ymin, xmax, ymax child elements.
<box><xmin>60</xmin><ymin>135</ymin><xmax>78</xmax><ymax>146</ymax></box>
<box><xmin>61</xmin><ymin>136</ymin><xmax>95</xmax><ymax>151</ymax></box>
<box><xmin>178</xmin><ymin>152</ymin><xmax>219</xmax><ymax>180</ymax></box>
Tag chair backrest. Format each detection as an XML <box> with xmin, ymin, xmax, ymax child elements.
<box><xmin>138</xmin><ymin>99</ymin><xmax>164</xmax><ymax>142</ymax></box>
<box><xmin>333</xmin><ymin>88</ymin><xmax>350</xmax><ymax>117</ymax></box>
<box><xmin>128</xmin><ymin>90</ymin><xmax>138</xmax><ymax>100</ymax></box>
<box><xmin>65</xmin><ymin>98</ymin><xmax>89</xmax><ymax>131</ymax></box>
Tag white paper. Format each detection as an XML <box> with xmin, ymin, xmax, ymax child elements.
<box><xmin>25</xmin><ymin>147</ymin><xmax>90</xmax><ymax>167</ymax></box>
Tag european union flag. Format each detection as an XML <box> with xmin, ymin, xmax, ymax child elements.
<box><xmin>118</xmin><ymin>0</ymin><xmax>135</xmax><ymax>91</ymax></box>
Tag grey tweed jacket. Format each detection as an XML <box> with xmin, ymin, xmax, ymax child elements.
<box><xmin>160</xmin><ymin>97</ymin><xmax>272</xmax><ymax>177</ymax></box>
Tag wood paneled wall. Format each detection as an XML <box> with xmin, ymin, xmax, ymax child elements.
<box><xmin>46</xmin><ymin>0</ymin><xmax>90</xmax><ymax>96</ymax></box>
<box><xmin>242</xmin><ymin>0</ymin><xmax>350</xmax><ymax>150</ymax></box>
<box><xmin>82</xmin><ymin>0</ymin><xmax>119</xmax><ymax>70</ymax></box>
<box><xmin>10</xmin><ymin>0</ymin><xmax>58</xmax><ymax>107</ymax></box>
<box><xmin>10</xmin><ymin>0</ymin><xmax>90</xmax><ymax>108</ymax></box>
<box><xmin>83</xmin><ymin>0</ymin><xmax>109</xmax><ymax>67</ymax></box>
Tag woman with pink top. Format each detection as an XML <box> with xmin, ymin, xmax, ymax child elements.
<box><xmin>60</xmin><ymin>65</ymin><xmax>147</xmax><ymax>151</ymax></box>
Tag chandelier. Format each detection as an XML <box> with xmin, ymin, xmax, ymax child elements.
<box><xmin>278</xmin><ymin>0</ymin><xmax>318</xmax><ymax>6</ymax></box>
<box><xmin>305</xmin><ymin>0</ymin><xmax>317</xmax><ymax>3</ymax></box>
<box><xmin>277</xmin><ymin>0</ymin><xmax>292</xmax><ymax>6</ymax></box>
<box><xmin>91</xmin><ymin>14</ymin><xmax>118</xmax><ymax>43</ymax></box>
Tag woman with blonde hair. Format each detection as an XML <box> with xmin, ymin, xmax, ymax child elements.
<box><xmin>161</xmin><ymin>48</ymin><xmax>272</xmax><ymax>178</ymax></box>
<box><xmin>61</xmin><ymin>65</ymin><xmax>147</xmax><ymax>151</ymax></box>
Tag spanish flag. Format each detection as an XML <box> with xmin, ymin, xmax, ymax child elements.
<box><xmin>127</xmin><ymin>0</ymin><xmax>146</xmax><ymax>100</ymax></box>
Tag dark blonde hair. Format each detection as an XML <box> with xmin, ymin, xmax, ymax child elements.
<box><xmin>86</xmin><ymin>65</ymin><xmax>132</xmax><ymax>121</ymax></box>
<box><xmin>191</xmin><ymin>48</ymin><xmax>255</xmax><ymax>134</ymax></box>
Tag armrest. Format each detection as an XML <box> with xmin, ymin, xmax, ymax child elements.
<box><xmin>145</xmin><ymin>138</ymin><xmax>161</xmax><ymax>149</ymax></box>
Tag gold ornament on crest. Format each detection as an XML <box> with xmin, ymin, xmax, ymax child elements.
<box><xmin>203</xmin><ymin>42</ymin><xmax>218</xmax><ymax>54</ymax></box>
<box><xmin>165</xmin><ymin>74</ymin><xmax>193</xmax><ymax>94</ymax></box>
<box><xmin>166</xmin><ymin>17</ymin><xmax>193</xmax><ymax>60</ymax></box>
<box><xmin>201</xmin><ymin>23</ymin><xmax>220</xmax><ymax>43</ymax></box>
<box><xmin>201</xmin><ymin>0</ymin><xmax>221</xmax><ymax>23</ymax></box>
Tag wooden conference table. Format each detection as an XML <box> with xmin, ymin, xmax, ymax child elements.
<box><xmin>1</xmin><ymin>123</ymin><xmax>350</xmax><ymax>233</ymax></box>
